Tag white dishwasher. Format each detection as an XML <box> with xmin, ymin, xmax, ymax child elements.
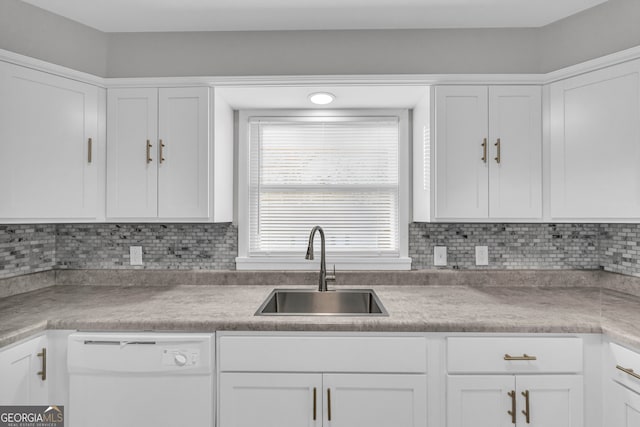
<box><xmin>67</xmin><ymin>332</ymin><xmax>214</xmax><ymax>427</ymax></box>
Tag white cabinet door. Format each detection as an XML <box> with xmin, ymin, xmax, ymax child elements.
<box><xmin>607</xmin><ymin>380</ymin><xmax>640</xmax><ymax>427</ymax></box>
<box><xmin>219</xmin><ymin>373</ymin><xmax>322</xmax><ymax>427</ymax></box>
<box><xmin>435</xmin><ymin>86</ymin><xmax>489</xmax><ymax>219</ymax></box>
<box><xmin>448</xmin><ymin>375</ymin><xmax>582</xmax><ymax>427</ymax></box>
<box><xmin>447</xmin><ymin>375</ymin><xmax>515</xmax><ymax>427</ymax></box>
<box><xmin>158</xmin><ymin>87</ymin><xmax>210</xmax><ymax>219</ymax></box>
<box><xmin>106</xmin><ymin>87</ymin><xmax>212</xmax><ymax>221</ymax></box>
<box><xmin>488</xmin><ymin>86</ymin><xmax>542</xmax><ymax>219</ymax></box>
<box><xmin>0</xmin><ymin>62</ymin><xmax>99</xmax><ymax>221</ymax></box>
<box><xmin>106</xmin><ymin>88</ymin><xmax>159</xmax><ymax>219</ymax></box>
<box><xmin>324</xmin><ymin>374</ymin><xmax>427</xmax><ymax>427</ymax></box>
<box><xmin>516</xmin><ymin>375</ymin><xmax>583</xmax><ymax>427</ymax></box>
<box><xmin>549</xmin><ymin>59</ymin><xmax>640</xmax><ymax>220</ymax></box>
<box><xmin>434</xmin><ymin>85</ymin><xmax>542</xmax><ymax>221</ymax></box>
<box><xmin>0</xmin><ymin>335</ymin><xmax>48</xmax><ymax>405</ymax></box>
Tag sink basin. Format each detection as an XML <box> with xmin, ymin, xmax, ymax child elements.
<box><xmin>255</xmin><ymin>289</ymin><xmax>388</xmax><ymax>316</ymax></box>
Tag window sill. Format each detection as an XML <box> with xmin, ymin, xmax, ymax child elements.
<box><xmin>235</xmin><ymin>257</ymin><xmax>412</xmax><ymax>271</ymax></box>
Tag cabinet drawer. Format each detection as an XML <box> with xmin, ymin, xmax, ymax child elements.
<box><xmin>609</xmin><ymin>343</ymin><xmax>640</xmax><ymax>394</ymax></box>
<box><xmin>219</xmin><ymin>335</ymin><xmax>427</xmax><ymax>373</ymax></box>
<box><xmin>447</xmin><ymin>337</ymin><xmax>583</xmax><ymax>373</ymax></box>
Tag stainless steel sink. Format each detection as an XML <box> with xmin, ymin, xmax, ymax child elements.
<box><xmin>255</xmin><ymin>289</ymin><xmax>388</xmax><ymax>316</ymax></box>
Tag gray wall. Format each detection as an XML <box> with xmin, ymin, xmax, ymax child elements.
<box><xmin>2</xmin><ymin>0</ymin><xmax>640</xmax><ymax>77</ymax></box>
<box><xmin>0</xmin><ymin>0</ymin><xmax>108</xmax><ymax>76</ymax></box>
<box><xmin>540</xmin><ymin>0</ymin><xmax>640</xmax><ymax>72</ymax></box>
<box><xmin>106</xmin><ymin>28</ymin><xmax>541</xmax><ymax>77</ymax></box>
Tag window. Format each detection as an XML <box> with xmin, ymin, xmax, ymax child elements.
<box><xmin>237</xmin><ymin>110</ymin><xmax>410</xmax><ymax>270</ymax></box>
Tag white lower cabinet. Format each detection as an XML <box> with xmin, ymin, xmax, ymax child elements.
<box><xmin>0</xmin><ymin>334</ymin><xmax>48</xmax><ymax>405</ymax></box>
<box><xmin>220</xmin><ymin>373</ymin><xmax>321</xmax><ymax>427</ymax></box>
<box><xmin>219</xmin><ymin>372</ymin><xmax>427</xmax><ymax>427</ymax></box>
<box><xmin>447</xmin><ymin>375</ymin><xmax>514</xmax><ymax>427</ymax></box>
<box><xmin>325</xmin><ymin>374</ymin><xmax>427</xmax><ymax>427</ymax></box>
<box><xmin>217</xmin><ymin>334</ymin><xmax>429</xmax><ymax>427</ymax></box>
<box><xmin>605</xmin><ymin>342</ymin><xmax>640</xmax><ymax>427</ymax></box>
<box><xmin>446</xmin><ymin>337</ymin><xmax>584</xmax><ymax>427</ymax></box>
<box><xmin>447</xmin><ymin>375</ymin><xmax>582</xmax><ymax>427</ymax></box>
<box><xmin>516</xmin><ymin>375</ymin><xmax>583</xmax><ymax>427</ymax></box>
<box><xmin>607</xmin><ymin>380</ymin><xmax>640</xmax><ymax>427</ymax></box>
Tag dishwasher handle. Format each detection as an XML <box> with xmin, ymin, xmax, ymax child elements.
<box><xmin>83</xmin><ymin>340</ymin><xmax>157</xmax><ymax>347</ymax></box>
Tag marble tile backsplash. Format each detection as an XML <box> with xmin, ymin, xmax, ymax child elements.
<box><xmin>56</xmin><ymin>223</ymin><xmax>237</xmax><ymax>271</ymax></box>
<box><xmin>409</xmin><ymin>223</ymin><xmax>602</xmax><ymax>270</ymax></box>
<box><xmin>0</xmin><ymin>225</ymin><xmax>56</xmax><ymax>279</ymax></box>
<box><xmin>1</xmin><ymin>222</ymin><xmax>640</xmax><ymax>279</ymax></box>
<box><xmin>600</xmin><ymin>224</ymin><xmax>640</xmax><ymax>277</ymax></box>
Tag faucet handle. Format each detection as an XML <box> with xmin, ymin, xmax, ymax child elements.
<box><xmin>326</xmin><ymin>264</ymin><xmax>337</xmax><ymax>282</ymax></box>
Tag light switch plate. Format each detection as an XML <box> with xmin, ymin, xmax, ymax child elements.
<box><xmin>475</xmin><ymin>246</ymin><xmax>488</xmax><ymax>266</ymax></box>
<box><xmin>434</xmin><ymin>246</ymin><xmax>447</xmax><ymax>266</ymax></box>
<box><xmin>130</xmin><ymin>246</ymin><xmax>143</xmax><ymax>266</ymax></box>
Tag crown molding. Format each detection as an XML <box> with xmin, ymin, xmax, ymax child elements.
<box><xmin>542</xmin><ymin>45</ymin><xmax>640</xmax><ymax>84</ymax></box>
<box><xmin>209</xmin><ymin>74</ymin><xmax>544</xmax><ymax>86</ymax></box>
<box><xmin>0</xmin><ymin>49</ymin><xmax>106</xmax><ymax>87</ymax></box>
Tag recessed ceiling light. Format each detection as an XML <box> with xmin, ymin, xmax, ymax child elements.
<box><xmin>309</xmin><ymin>92</ymin><xmax>335</xmax><ymax>105</ymax></box>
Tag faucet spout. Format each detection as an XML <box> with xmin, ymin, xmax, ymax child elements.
<box><xmin>305</xmin><ymin>226</ymin><xmax>335</xmax><ymax>292</ymax></box>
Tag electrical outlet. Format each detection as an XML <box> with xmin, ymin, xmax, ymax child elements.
<box><xmin>475</xmin><ymin>246</ymin><xmax>489</xmax><ymax>266</ymax></box>
<box><xmin>130</xmin><ymin>246</ymin><xmax>143</xmax><ymax>266</ymax></box>
<box><xmin>434</xmin><ymin>246</ymin><xmax>447</xmax><ymax>266</ymax></box>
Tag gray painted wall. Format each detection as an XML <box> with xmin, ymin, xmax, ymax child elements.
<box><xmin>0</xmin><ymin>0</ymin><xmax>108</xmax><ymax>76</ymax></box>
<box><xmin>1</xmin><ymin>0</ymin><xmax>639</xmax><ymax>76</ymax></box>
<box><xmin>106</xmin><ymin>28</ymin><xmax>541</xmax><ymax>77</ymax></box>
<box><xmin>540</xmin><ymin>0</ymin><xmax>640</xmax><ymax>72</ymax></box>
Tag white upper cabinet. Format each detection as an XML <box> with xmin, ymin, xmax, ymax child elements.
<box><xmin>106</xmin><ymin>87</ymin><xmax>212</xmax><ymax>221</ymax></box>
<box><xmin>549</xmin><ymin>59</ymin><xmax>640</xmax><ymax>221</ymax></box>
<box><xmin>158</xmin><ymin>88</ymin><xmax>210</xmax><ymax>219</ymax></box>
<box><xmin>488</xmin><ymin>86</ymin><xmax>542</xmax><ymax>219</ymax></box>
<box><xmin>0</xmin><ymin>61</ymin><xmax>102</xmax><ymax>222</ymax></box>
<box><xmin>434</xmin><ymin>85</ymin><xmax>542</xmax><ymax>221</ymax></box>
<box><xmin>106</xmin><ymin>88</ymin><xmax>159</xmax><ymax>219</ymax></box>
<box><xmin>435</xmin><ymin>86</ymin><xmax>489</xmax><ymax>220</ymax></box>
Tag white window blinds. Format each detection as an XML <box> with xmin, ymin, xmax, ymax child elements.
<box><xmin>248</xmin><ymin>116</ymin><xmax>400</xmax><ymax>256</ymax></box>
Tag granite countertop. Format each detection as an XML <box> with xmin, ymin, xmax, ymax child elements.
<box><xmin>1</xmin><ymin>271</ymin><xmax>640</xmax><ymax>349</ymax></box>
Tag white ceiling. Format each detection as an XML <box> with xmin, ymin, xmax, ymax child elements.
<box><xmin>21</xmin><ymin>0</ymin><xmax>608</xmax><ymax>32</ymax></box>
<box><xmin>216</xmin><ymin>86</ymin><xmax>429</xmax><ymax>110</ymax></box>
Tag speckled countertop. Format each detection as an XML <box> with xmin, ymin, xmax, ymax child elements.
<box><xmin>1</xmin><ymin>269</ymin><xmax>640</xmax><ymax>350</ymax></box>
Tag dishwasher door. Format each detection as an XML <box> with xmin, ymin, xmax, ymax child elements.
<box><xmin>67</xmin><ymin>332</ymin><xmax>214</xmax><ymax>427</ymax></box>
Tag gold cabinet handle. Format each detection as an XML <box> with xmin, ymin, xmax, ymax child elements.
<box><xmin>146</xmin><ymin>140</ymin><xmax>153</xmax><ymax>164</ymax></box>
<box><xmin>327</xmin><ymin>388</ymin><xmax>332</xmax><ymax>421</ymax></box>
<box><xmin>507</xmin><ymin>390</ymin><xmax>516</xmax><ymax>424</ymax></box>
<box><xmin>616</xmin><ymin>365</ymin><xmax>640</xmax><ymax>380</ymax></box>
<box><xmin>481</xmin><ymin>138</ymin><xmax>487</xmax><ymax>163</ymax></box>
<box><xmin>159</xmin><ymin>139</ymin><xmax>166</xmax><ymax>164</ymax></box>
<box><xmin>313</xmin><ymin>387</ymin><xmax>317</xmax><ymax>420</ymax></box>
<box><xmin>37</xmin><ymin>348</ymin><xmax>47</xmax><ymax>381</ymax></box>
<box><xmin>494</xmin><ymin>138</ymin><xmax>501</xmax><ymax>164</ymax></box>
<box><xmin>88</xmin><ymin>138</ymin><xmax>93</xmax><ymax>163</ymax></box>
<box><xmin>521</xmin><ymin>390</ymin><xmax>530</xmax><ymax>424</ymax></box>
<box><xmin>504</xmin><ymin>354</ymin><xmax>537</xmax><ymax>361</ymax></box>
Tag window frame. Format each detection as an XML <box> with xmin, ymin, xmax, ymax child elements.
<box><xmin>236</xmin><ymin>109</ymin><xmax>410</xmax><ymax>271</ymax></box>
